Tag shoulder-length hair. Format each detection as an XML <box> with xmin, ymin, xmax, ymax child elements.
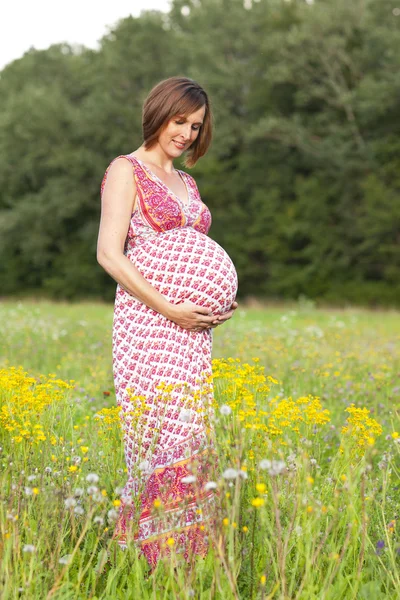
<box><xmin>142</xmin><ymin>76</ymin><xmax>213</xmax><ymax>168</ymax></box>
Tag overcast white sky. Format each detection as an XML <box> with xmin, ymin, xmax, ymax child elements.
<box><xmin>1</xmin><ymin>0</ymin><xmax>171</xmax><ymax>71</ymax></box>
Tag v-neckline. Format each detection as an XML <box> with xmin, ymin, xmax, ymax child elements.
<box><xmin>129</xmin><ymin>155</ymin><xmax>191</xmax><ymax>209</ymax></box>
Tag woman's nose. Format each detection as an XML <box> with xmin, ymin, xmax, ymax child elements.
<box><xmin>183</xmin><ymin>124</ymin><xmax>193</xmax><ymax>140</ymax></box>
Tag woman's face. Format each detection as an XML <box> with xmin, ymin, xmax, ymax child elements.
<box><xmin>157</xmin><ymin>105</ymin><xmax>206</xmax><ymax>158</ymax></box>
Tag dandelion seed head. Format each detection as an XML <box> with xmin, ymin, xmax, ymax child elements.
<box><xmin>178</xmin><ymin>408</ymin><xmax>193</xmax><ymax>422</ymax></box>
<box><xmin>107</xmin><ymin>509</ymin><xmax>118</xmax><ymax>521</ymax></box>
<box><xmin>138</xmin><ymin>460</ymin><xmax>151</xmax><ymax>473</ymax></box>
<box><xmin>64</xmin><ymin>497</ymin><xmax>77</xmax><ymax>508</ymax></box>
<box><xmin>181</xmin><ymin>475</ymin><xmax>196</xmax><ymax>484</ymax></box>
<box><xmin>222</xmin><ymin>468</ymin><xmax>239</xmax><ymax>479</ymax></box>
<box><xmin>204</xmin><ymin>481</ymin><xmax>217</xmax><ymax>490</ymax></box>
<box><xmin>59</xmin><ymin>554</ymin><xmax>72</xmax><ymax>565</ymax></box>
<box><xmin>259</xmin><ymin>459</ymin><xmax>271</xmax><ymax>470</ymax></box>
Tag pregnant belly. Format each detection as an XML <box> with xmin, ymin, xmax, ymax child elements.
<box><xmin>128</xmin><ymin>227</ymin><xmax>238</xmax><ymax>315</ymax></box>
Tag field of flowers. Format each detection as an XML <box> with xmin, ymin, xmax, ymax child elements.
<box><xmin>0</xmin><ymin>299</ymin><xmax>399</xmax><ymax>599</ymax></box>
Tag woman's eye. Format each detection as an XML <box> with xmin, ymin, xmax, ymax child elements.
<box><xmin>174</xmin><ymin>120</ymin><xmax>200</xmax><ymax>131</ymax></box>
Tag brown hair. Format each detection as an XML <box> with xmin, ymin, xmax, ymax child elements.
<box><xmin>142</xmin><ymin>76</ymin><xmax>213</xmax><ymax>168</ymax></box>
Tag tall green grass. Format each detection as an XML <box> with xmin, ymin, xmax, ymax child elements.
<box><xmin>0</xmin><ymin>299</ymin><xmax>399</xmax><ymax>599</ymax></box>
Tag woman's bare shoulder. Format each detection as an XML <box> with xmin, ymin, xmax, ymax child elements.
<box><xmin>101</xmin><ymin>155</ymin><xmax>137</xmax><ymax>200</ymax></box>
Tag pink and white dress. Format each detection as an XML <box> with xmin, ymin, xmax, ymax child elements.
<box><xmin>100</xmin><ymin>154</ymin><xmax>238</xmax><ymax>568</ymax></box>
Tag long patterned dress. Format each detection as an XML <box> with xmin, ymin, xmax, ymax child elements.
<box><xmin>100</xmin><ymin>154</ymin><xmax>238</xmax><ymax>568</ymax></box>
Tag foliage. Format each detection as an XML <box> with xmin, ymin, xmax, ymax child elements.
<box><xmin>0</xmin><ymin>0</ymin><xmax>400</xmax><ymax>306</ymax></box>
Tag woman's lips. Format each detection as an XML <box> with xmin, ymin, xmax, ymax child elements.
<box><xmin>173</xmin><ymin>140</ymin><xmax>185</xmax><ymax>149</ymax></box>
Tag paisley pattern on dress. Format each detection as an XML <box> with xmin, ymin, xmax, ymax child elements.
<box><xmin>100</xmin><ymin>154</ymin><xmax>238</xmax><ymax>568</ymax></box>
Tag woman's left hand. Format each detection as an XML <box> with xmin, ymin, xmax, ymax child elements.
<box><xmin>208</xmin><ymin>301</ymin><xmax>238</xmax><ymax>328</ymax></box>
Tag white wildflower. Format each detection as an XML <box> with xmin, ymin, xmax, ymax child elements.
<box><xmin>259</xmin><ymin>459</ymin><xmax>271</xmax><ymax>470</ymax></box>
<box><xmin>181</xmin><ymin>475</ymin><xmax>196</xmax><ymax>484</ymax></box>
<box><xmin>74</xmin><ymin>506</ymin><xmax>85</xmax><ymax>516</ymax></box>
<box><xmin>138</xmin><ymin>460</ymin><xmax>151</xmax><ymax>472</ymax></box>
<box><xmin>179</xmin><ymin>408</ymin><xmax>193</xmax><ymax>422</ymax></box>
<box><xmin>259</xmin><ymin>459</ymin><xmax>286</xmax><ymax>476</ymax></box>
<box><xmin>59</xmin><ymin>554</ymin><xmax>72</xmax><ymax>565</ymax></box>
<box><xmin>24</xmin><ymin>487</ymin><xmax>33</xmax><ymax>496</ymax></box>
<box><xmin>27</xmin><ymin>475</ymin><xmax>37</xmax><ymax>482</ymax></box>
<box><xmin>23</xmin><ymin>545</ymin><xmax>36</xmax><ymax>553</ymax></box>
<box><xmin>87</xmin><ymin>486</ymin><xmax>98</xmax><ymax>495</ymax></box>
<box><xmin>73</xmin><ymin>487</ymin><xmax>84</xmax><ymax>497</ymax></box>
<box><xmin>64</xmin><ymin>497</ymin><xmax>77</xmax><ymax>509</ymax></box>
<box><xmin>204</xmin><ymin>481</ymin><xmax>217</xmax><ymax>490</ymax></box>
<box><xmin>92</xmin><ymin>492</ymin><xmax>104</xmax><ymax>503</ymax></box>
<box><xmin>93</xmin><ymin>516</ymin><xmax>104</xmax><ymax>525</ymax></box>
<box><xmin>222</xmin><ymin>468</ymin><xmax>239</xmax><ymax>479</ymax></box>
<box><xmin>107</xmin><ymin>509</ymin><xmax>118</xmax><ymax>521</ymax></box>
<box><xmin>86</xmin><ymin>473</ymin><xmax>99</xmax><ymax>484</ymax></box>
<box><xmin>268</xmin><ymin>460</ymin><xmax>286</xmax><ymax>476</ymax></box>
<box><xmin>219</xmin><ymin>405</ymin><xmax>232</xmax><ymax>416</ymax></box>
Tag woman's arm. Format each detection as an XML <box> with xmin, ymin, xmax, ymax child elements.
<box><xmin>97</xmin><ymin>157</ymin><xmax>176</xmax><ymax>316</ymax></box>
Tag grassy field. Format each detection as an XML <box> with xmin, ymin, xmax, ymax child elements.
<box><xmin>0</xmin><ymin>299</ymin><xmax>399</xmax><ymax>599</ymax></box>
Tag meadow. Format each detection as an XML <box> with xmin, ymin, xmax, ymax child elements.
<box><xmin>0</xmin><ymin>298</ymin><xmax>399</xmax><ymax>599</ymax></box>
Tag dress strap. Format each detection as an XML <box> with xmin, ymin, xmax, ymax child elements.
<box><xmin>123</xmin><ymin>154</ymin><xmax>164</xmax><ymax>232</ymax></box>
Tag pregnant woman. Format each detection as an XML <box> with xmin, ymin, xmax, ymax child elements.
<box><xmin>97</xmin><ymin>76</ymin><xmax>238</xmax><ymax>569</ymax></box>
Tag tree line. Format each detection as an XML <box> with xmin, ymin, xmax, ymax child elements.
<box><xmin>0</xmin><ymin>0</ymin><xmax>399</xmax><ymax>307</ymax></box>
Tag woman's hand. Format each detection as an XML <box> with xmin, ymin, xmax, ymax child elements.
<box><xmin>209</xmin><ymin>301</ymin><xmax>238</xmax><ymax>328</ymax></box>
<box><xmin>166</xmin><ymin>300</ymin><xmax>238</xmax><ymax>331</ymax></box>
<box><xmin>166</xmin><ymin>300</ymin><xmax>218</xmax><ymax>331</ymax></box>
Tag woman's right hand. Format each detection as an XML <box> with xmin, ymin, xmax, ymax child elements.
<box><xmin>166</xmin><ymin>300</ymin><xmax>217</xmax><ymax>331</ymax></box>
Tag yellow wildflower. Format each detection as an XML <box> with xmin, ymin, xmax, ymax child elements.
<box><xmin>251</xmin><ymin>497</ymin><xmax>265</xmax><ymax>508</ymax></box>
